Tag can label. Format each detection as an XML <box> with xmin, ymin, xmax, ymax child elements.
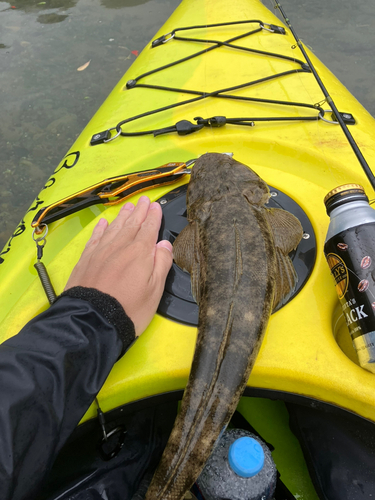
<box><xmin>324</xmin><ymin>222</ymin><xmax>375</xmax><ymax>372</ymax></box>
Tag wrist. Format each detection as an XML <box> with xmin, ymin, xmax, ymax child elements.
<box><xmin>60</xmin><ymin>286</ymin><xmax>136</xmax><ymax>357</ymax></box>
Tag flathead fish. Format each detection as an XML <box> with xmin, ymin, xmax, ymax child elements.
<box><xmin>145</xmin><ymin>153</ymin><xmax>303</xmax><ymax>500</ymax></box>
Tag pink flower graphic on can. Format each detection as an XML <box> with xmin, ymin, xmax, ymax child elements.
<box><xmin>361</xmin><ymin>256</ymin><xmax>372</xmax><ymax>269</ymax></box>
<box><xmin>337</xmin><ymin>242</ymin><xmax>348</xmax><ymax>251</ymax></box>
<box><xmin>358</xmin><ymin>279</ymin><xmax>369</xmax><ymax>292</ymax></box>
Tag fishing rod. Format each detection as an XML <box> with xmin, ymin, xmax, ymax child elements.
<box><xmin>272</xmin><ymin>0</ymin><xmax>375</xmax><ymax>192</ymax></box>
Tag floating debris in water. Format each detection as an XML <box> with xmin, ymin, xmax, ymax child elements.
<box><xmin>77</xmin><ymin>60</ymin><xmax>91</xmax><ymax>71</ymax></box>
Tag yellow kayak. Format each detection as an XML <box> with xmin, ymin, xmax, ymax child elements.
<box><xmin>1</xmin><ymin>0</ymin><xmax>375</xmax><ymax>497</ymax></box>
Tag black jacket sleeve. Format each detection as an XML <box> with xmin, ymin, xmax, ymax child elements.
<box><xmin>0</xmin><ymin>288</ymin><xmax>136</xmax><ymax>500</ymax></box>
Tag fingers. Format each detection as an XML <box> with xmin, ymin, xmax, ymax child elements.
<box><xmin>81</xmin><ymin>218</ymin><xmax>108</xmax><ymax>257</ymax></box>
<box><xmin>128</xmin><ymin>196</ymin><xmax>151</xmax><ymax>227</ymax></box>
<box><xmin>136</xmin><ymin>202</ymin><xmax>163</xmax><ymax>247</ymax></box>
<box><xmin>64</xmin><ymin>220</ymin><xmax>108</xmax><ymax>289</ymax></box>
<box><xmin>83</xmin><ymin>197</ymin><xmax>161</xmax><ymax>258</ymax></box>
<box><xmin>157</xmin><ymin>239</ymin><xmax>173</xmax><ymax>253</ymax></box>
<box><xmin>99</xmin><ymin>200</ymin><xmax>138</xmax><ymax>242</ymax></box>
<box><xmin>152</xmin><ymin>240</ymin><xmax>173</xmax><ymax>286</ymax></box>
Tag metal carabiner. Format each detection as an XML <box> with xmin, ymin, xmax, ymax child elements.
<box><xmin>33</xmin><ymin>224</ymin><xmax>49</xmax><ymax>259</ymax></box>
<box><xmin>32</xmin><ymin>223</ymin><xmax>48</xmax><ymax>240</ymax></box>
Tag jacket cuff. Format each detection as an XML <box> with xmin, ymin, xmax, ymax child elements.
<box><xmin>60</xmin><ymin>286</ymin><xmax>136</xmax><ymax>357</ymax></box>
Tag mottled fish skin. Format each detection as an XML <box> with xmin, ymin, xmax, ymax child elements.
<box><xmin>145</xmin><ymin>153</ymin><xmax>303</xmax><ymax>500</ymax></box>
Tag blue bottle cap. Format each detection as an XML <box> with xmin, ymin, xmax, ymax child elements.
<box><xmin>228</xmin><ymin>437</ymin><xmax>265</xmax><ymax>478</ymax></box>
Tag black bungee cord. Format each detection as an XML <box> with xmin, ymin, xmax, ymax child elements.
<box><xmin>91</xmin><ymin>11</ymin><xmax>374</xmax><ymax>191</ymax></box>
<box><xmin>91</xmin><ymin>19</ymin><xmax>324</xmax><ymax>146</ymax></box>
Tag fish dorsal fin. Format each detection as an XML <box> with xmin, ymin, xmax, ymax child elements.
<box><xmin>265</xmin><ymin>208</ymin><xmax>303</xmax><ymax>310</ymax></box>
<box><xmin>173</xmin><ymin>223</ymin><xmax>201</xmax><ymax>303</ymax></box>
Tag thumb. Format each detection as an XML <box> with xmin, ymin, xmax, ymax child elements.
<box><xmin>153</xmin><ymin>240</ymin><xmax>173</xmax><ymax>284</ymax></box>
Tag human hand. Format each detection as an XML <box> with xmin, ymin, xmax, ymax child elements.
<box><xmin>65</xmin><ymin>196</ymin><xmax>173</xmax><ymax>336</ymax></box>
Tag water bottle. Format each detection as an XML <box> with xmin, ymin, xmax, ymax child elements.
<box><xmin>193</xmin><ymin>429</ymin><xmax>277</xmax><ymax>500</ymax></box>
<box><xmin>324</xmin><ymin>183</ymin><xmax>375</xmax><ymax>373</ymax></box>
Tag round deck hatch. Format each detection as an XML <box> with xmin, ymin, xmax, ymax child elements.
<box><xmin>157</xmin><ymin>184</ymin><xmax>316</xmax><ymax>326</ymax></box>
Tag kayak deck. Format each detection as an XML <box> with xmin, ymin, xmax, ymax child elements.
<box><xmin>1</xmin><ymin>0</ymin><xmax>375</xmax><ymax>426</ymax></box>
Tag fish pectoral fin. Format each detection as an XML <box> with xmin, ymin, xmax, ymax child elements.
<box><xmin>173</xmin><ymin>223</ymin><xmax>196</xmax><ymax>273</ymax></box>
<box><xmin>265</xmin><ymin>207</ymin><xmax>303</xmax><ymax>254</ymax></box>
<box><xmin>265</xmin><ymin>208</ymin><xmax>303</xmax><ymax>310</ymax></box>
<box><xmin>273</xmin><ymin>247</ymin><xmax>298</xmax><ymax>309</ymax></box>
<box><xmin>173</xmin><ymin>223</ymin><xmax>201</xmax><ymax>303</ymax></box>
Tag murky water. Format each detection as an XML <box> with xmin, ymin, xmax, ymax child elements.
<box><xmin>270</xmin><ymin>0</ymin><xmax>375</xmax><ymax>116</ymax></box>
<box><xmin>0</xmin><ymin>0</ymin><xmax>181</xmax><ymax>248</ymax></box>
<box><xmin>0</xmin><ymin>0</ymin><xmax>374</xmax><ymax>249</ymax></box>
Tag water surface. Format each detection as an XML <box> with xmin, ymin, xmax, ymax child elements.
<box><xmin>0</xmin><ymin>0</ymin><xmax>374</xmax><ymax>249</ymax></box>
<box><xmin>0</xmin><ymin>0</ymin><xmax>180</xmax><ymax>247</ymax></box>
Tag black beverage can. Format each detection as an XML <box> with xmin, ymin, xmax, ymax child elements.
<box><xmin>324</xmin><ymin>184</ymin><xmax>375</xmax><ymax>373</ymax></box>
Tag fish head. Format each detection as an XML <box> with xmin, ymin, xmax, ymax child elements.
<box><xmin>187</xmin><ymin>153</ymin><xmax>270</xmax><ymax>218</ymax></box>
